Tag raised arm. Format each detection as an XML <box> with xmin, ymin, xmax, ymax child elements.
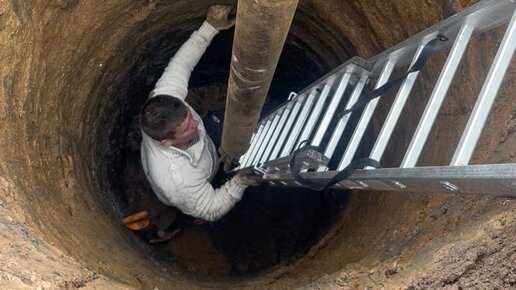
<box><xmin>151</xmin><ymin>5</ymin><xmax>234</xmax><ymax>100</ymax></box>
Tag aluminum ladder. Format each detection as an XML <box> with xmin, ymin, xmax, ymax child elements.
<box><xmin>235</xmin><ymin>0</ymin><xmax>516</xmax><ymax>197</ymax></box>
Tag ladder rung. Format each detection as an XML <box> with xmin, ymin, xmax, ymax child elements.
<box><xmin>294</xmin><ymin>78</ymin><xmax>336</xmax><ymax>149</ymax></box>
<box><xmin>323</xmin><ymin>75</ymin><xmax>369</xmax><ymax>164</ymax></box>
<box><xmin>311</xmin><ymin>73</ymin><xmax>352</xmax><ymax>146</ymax></box>
<box><xmin>240</xmin><ymin>124</ymin><xmax>265</xmax><ymax>168</ymax></box>
<box><xmin>280</xmin><ymin>89</ymin><xmax>318</xmax><ymax>157</ymax></box>
<box><xmin>270</xmin><ymin>101</ymin><xmax>302</xmax><ymax>160</ymax></box>
<box><xmin>255</xmin><ymin>114</ymin><xmax>281</xmax><ymax>164</ymax></box>
<box><xmin>251</xmin><ymin>117</ymin><xmax>279</xmax><ymax>165</ymax></box>
<box><xmin>451</xmin><ymin>8</ymin><xmax>516</xmax><ymax>166</ymax></box>
<box><xmin>245</xmin><ymin>119</ymin><xmax>272</xmax><ymax>167</ymax></box>
<box><xmin>261</xmin><ymin>107</ymin><xmax>291</xmax><ymax>163</ymax></box>
<box><xmin>369</xmin><ymin>43</ymin><xmax>426</xmax><ymax>162</ymax></box>
<box><xmin>401</xmin><ymin>24</ymin><xmax>474</xmax><ymax>168</ymax></box>
<box><xmin>237</xmin><ymin>133</ymin><xmax>254</xmax><ymax>169</ymax></box>
<box><xmin>338</xmin><ymin>60</ymin><xmax>396</xmax><ymax>170</ymax></box>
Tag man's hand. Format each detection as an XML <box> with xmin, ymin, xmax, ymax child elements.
<box><xmin>235</xmin><ymin>170</ymin><xmax>262</xmax><ymax>187</ymax></box>
<box><xmin>206</xmin><ymin>5</ymin><xmax>235</xmax><ymax>31</ymax></box>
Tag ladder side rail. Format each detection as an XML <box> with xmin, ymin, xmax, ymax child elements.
<box><xmin>337</xmin><ymin>60</ymin><xmax>396</xmax><ymax>170</ymax></box>
<box><xmin>451</xmin><ymin>8</ymin><xmax>516</xmax><ymax>166</ymax></box>
<box><xmin>265</xmin><ymin>163</ymin><xmax>516</xmax><ymax>197</ymax></box>
<box><xmin>367</xmin><ymin>0</ymin><xmax>515</xmax><ymax>75</ymax></box>
<box><xmin>259</xmin><ymin>57</ymin><xmax>371</xmax><ymax>122</ymax></box>
<box><xmin>289</xmin><ymin>57</ymin><xmax>372</xmax><ymax>105</ymax></box>
<box><xmin>401</xmin><ymin>24</ymin><xmax>474</xmax><ymax>168</ymax></box>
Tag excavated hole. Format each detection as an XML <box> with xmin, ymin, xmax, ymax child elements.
<box><xmin>3</xmin><ymin>1</ymin><xmax>514</xmax><ymax>288</ymax></box>
<box><xmin>71</xmin><ymin>2</ymin><xmax>358</xmax><ymax>284</ymax></box>
<box><xmin>104</xmin><ymin>28</ymin><xmax>348</xmax><ymax>277</ymax></box>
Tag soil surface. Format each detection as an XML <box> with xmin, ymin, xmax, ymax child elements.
<box><xmin>299</xmin><ymin>200</ymin><xmax>516</xmax><ymax>289</ymax></box>
<box><xmin>0</xmin><ymin>176</ymin><xmax>129</xmax><ymax>289</ymax></box>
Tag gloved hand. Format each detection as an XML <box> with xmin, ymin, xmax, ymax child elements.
<box><xmin>235</xmin><ymin>170</ymin><xmax>262</xmax><ymax>187</ymax></box>
<box><xmin>218</xmin><ymin>148</ymin><xmax>239</xmax><ymax>172</ymax></box>
<box><xmin>206</xmin><ymin>5</ymin><xmax>235</xmax><ymax>31</ymax></box>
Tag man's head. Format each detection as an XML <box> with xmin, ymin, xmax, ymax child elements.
<box><xmin>140</xmin><ymin>95</ymin><xmax>199</xmax><ymax>147</ymax></box>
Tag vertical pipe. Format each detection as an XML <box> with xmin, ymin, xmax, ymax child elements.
<box><xmin>220</xmin><ymin>0</ymin><xmax>299</xmax><ymax>168</ymax></box>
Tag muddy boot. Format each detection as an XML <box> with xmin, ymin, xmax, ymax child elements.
<box><xmin>148</xmin><ymin>207</ymin><xmax>181</xmax><ymax>243</ymax></box>
<box><xmin>122</xmin><ymin>211</ymin><xmax>150</xmax><ymax>230</ymax></box>
<box><xmin>149</xmin><ymin>227</ymin><xmax>181</xmax><ymax>244</ymax></box>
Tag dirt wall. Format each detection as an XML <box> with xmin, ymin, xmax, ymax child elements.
<box><xmin>0</xmin><ymin>0</ymin><xmax>514</xmax><ymax>289</ymax></box>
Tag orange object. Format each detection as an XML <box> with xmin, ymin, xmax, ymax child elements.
<box><xmin>125</xmin><ymin>219</ymin><xmax>150</xmax><ymax>230</ymax></box>
<box><xmin>122</xmin><ymin>211</ymin><xmax>150</xmax><ymax>230</ymax></box>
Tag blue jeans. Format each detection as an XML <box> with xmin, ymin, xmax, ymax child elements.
<box><xmin>202</xmin><ymin>109</ymin><xmax>224</xmax><ymax>150</ymax></box>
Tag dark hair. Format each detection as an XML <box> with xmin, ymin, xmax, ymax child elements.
<box><xmin>139</xmin><ymin>95</ymin><xmax>188</xmax><ymax>141</ymax></box>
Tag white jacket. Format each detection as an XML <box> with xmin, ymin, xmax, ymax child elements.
<box><xmin>140</xmin><ymin>21</ymin><xmax>247</xmax><ymax>222</ymax></box>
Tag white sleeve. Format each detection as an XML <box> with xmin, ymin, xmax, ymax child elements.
<box><xmin>188</xmin><ymin>177</ymin><xmax>248</xmax><ymax>222</ymax></box>
<box><xmin>150</xmin><ymin>21</ymin><xmax>219</xmax><ymax>100</ymax></box>
<box><xmin>164</xmin><ymin>174</ymin><xmax>248</xmax><ymax>222</ymax></box>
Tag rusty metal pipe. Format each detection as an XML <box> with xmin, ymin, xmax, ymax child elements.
<box><xmin>220</xmin><ymin>0</ymin><xmax>299</xmax><ymax>167</ymax></box>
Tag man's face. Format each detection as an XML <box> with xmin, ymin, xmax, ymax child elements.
<box><xmin>166</xmin><ymin>110</ymin><xmax>199</xmax><ymax>147</ymax></box>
